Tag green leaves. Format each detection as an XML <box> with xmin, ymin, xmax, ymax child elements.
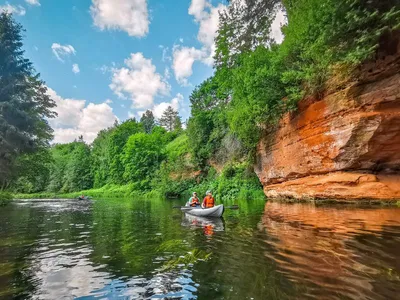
<box><xmin>0</xmin><ymin>13</ymin><xmax>55</xmax><ymax>189</ymax></box>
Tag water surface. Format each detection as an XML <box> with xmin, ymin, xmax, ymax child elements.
<box><xmin>0</xmin><ymin>198</ymin><xmax>399</xmax><ymax>299</ymax></box>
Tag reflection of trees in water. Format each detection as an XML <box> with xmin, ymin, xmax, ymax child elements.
<box><xmin>261</xmin><ymin>202</ymin><xmax>400</xmax><ymax>300</ymax></box>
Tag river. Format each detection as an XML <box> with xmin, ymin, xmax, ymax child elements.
<box><xmin>0</xmin><ymin>198</ymin><xmax>399</xmax><ymax>299</ymax></box>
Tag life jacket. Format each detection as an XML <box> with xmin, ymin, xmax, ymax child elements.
<box><xmin>203</xmin><ymin>196</ymin><xmax>215</xmax><ymax>208</ymax></box>
<box><xmin>190</xmin><ymin>197</ymin><xmax>200</xmax><ymax>206</ymax></box>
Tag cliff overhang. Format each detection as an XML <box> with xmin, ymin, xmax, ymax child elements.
<box><xmin>255</xmin><ymin>31</ymin><xmax>400</xmax><ymax>201</ymax></box>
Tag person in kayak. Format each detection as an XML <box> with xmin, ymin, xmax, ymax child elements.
<box><xmin>202</xmin><ymin>191</ymin><xmax>215</xmax><ymax>208</ymax></box>
<box><xmin>189</xmin><ymin>192</ymin><xmax>200</xmax><ymax>207</ymax></box>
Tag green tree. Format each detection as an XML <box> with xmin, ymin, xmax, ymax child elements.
<box><xmin>62</xmin><ymin>142</ymin><xmax>93</xmax><ymax>192</ymax></box>
<box><xmin>159</xmin><ymin>106</ymin><xmax>180</xmax><ymax>132</ymax></box>
<box><xmin>122</xmin><ymin>132</ymin><xmax>164</xmax><ymax>190</ymax></box>
<box><xmin>12</xmin><ymin>150</ymin><xmax>52</xmax><ymax>193</ymax></box>
<box><xmin>140</xmin><ymin>110</ymin><xmax>155</xmax><ymax>134</ymax></box>
<box><xmin>108</xmin><ymin>118</ymin><xmax>143</xmax><ymax>184</ymax></box>
<box><xmin>0</xmin><ymin>13</ymin><xmax>56</xmax><ymax>189</ymax></box>
<box><xmin>91</xmin><ymin>127</ymin><xmax>114</xmax><ymax>188</ymax></box>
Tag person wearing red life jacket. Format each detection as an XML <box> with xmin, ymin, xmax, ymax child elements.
<box><xmin>202</xmin><ymin>190</ymin><xmax>215</xmax><ymax>208</ymax></box>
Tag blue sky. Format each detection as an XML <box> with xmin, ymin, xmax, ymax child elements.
<box><xmin>1</xmin><ymin>0</ymin><xmax>284</xmax><ymax>143</ymax></box>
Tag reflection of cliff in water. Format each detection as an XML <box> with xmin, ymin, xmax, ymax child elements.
<box><xmin>260</xmin><ymin>202</ymin><xmax>400</xmax><ymax>300</ymax></box>
<box><xmin>181</xmin><ymin>214</ymin><xmax>225</xmax><ymax>236</ymax></box>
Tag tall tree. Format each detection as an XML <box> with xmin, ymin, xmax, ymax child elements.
<box><xmin>159</xmin><ymin>106</ymin><xmax>180</xmax><ymax>132</ymax></box>
<box><xmin>0</xmin><ymin>13</ymin><xmax>56</xmax><ymax>189</ymax></box>
<box><xmin>140</xmin><ymin>110</ymin><xmax>155</xmax><ymax>133</ymax></box>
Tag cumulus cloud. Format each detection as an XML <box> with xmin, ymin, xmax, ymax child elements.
<box><xmin>25</xmin><ymin>0</ymin><xmax>40</xmax><ymax>6</ymax></box>
<box><xmin>110</xmin><ymin>52</ymin><xmax>170</xmax><ymax>109</ymax></box>
<box><xmin>51</xmin><ymin>43</ymin><xmax>76</xmax><ymax>62</ymax></box>
<box><xmin>270</xmin><ymin>9</ymin><xmax>287</xmax><ymax>44</ymax></box>
<box><xmin>152</xmin><ymin>93</ymin><xmax>183</xmax><ymax>119</ymax></box>
<box><xmin>72</xmin><ymin>64</ymin><xmax>80</xmax><ymax>74</ymax></box>
<box><xmin>47</xmin><ymin>88</ymin><xmax>117</xmax><ymax>143</ymax></box>
<box><xmin>172</xmin><ymin>0</ymin><xmax>226</xmax><ymax>85</ymax></box>
<box><xmin>172</xmin><ymin>46</ymin><xmax>205</xmax><ymax>86</ymax></box>
<box><xmin>188</xmin><ymin>0</ymin><xmax>209</xmax><ymax>20</ymax></box>
<box><xmin>0</xmin><ymin>3</ymin><xmax>26</xmax><ymax>16</ymax></box>
<box><xmin>90</xmin><ymin>0</ymin><xmax>149</xmax><ymax>37</ymax></box>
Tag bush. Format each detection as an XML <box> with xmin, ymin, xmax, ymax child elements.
<box><xmin>0</xmin><ymin>191</ymin><xmax>12</xmax><ymax>206</ymax></box>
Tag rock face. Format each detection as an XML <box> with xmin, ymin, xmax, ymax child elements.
<box><xmin>255</xmin><ymin>32</ymin><xmax>400</xmax><ymax>201</ymax></box>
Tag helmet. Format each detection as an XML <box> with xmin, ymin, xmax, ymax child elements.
<box><xmin>206</xmin><ymin>190</ymin><xmax>212</xmax><ymax>195</ymax></box>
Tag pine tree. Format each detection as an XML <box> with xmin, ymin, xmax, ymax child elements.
<box><xmin>0</xmin><ymin>13</ymin><xmax>56</xmax><ymax>189</ymax></box>
<box><xmin>159</xmin><ymin>106</ymin><xmax>180</xmax><ymax>132</ymax></box>
<box><xmin>173</xmin><ymin>116</ymin><xmax>182</xmax><ymax>132</ymax></box>
<box><xmin>140</xmin><ymin>110</ymin><xmax>155</xmax><ymax>133</ymax></box>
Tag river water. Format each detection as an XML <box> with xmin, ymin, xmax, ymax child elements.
<box><xmin>0</xmin><ymin>198</ymin><xmax>399</xmax><ymax>299</ymax></box>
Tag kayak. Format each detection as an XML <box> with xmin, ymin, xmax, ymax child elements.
<box><xmin>181</xmin><ymin>204</ymin><xmax>224</xmax><ymax>218</ymax></box>
<box><xmin>78</xmin><ymin>196</ymin><xmax>90</xmax><ymax>200</ymax></box>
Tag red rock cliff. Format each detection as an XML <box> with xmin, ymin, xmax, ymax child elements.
<box><xmin>255</xmin><ymin>32</ymin><xmax>400</xmax><ymax>201</ymax></box>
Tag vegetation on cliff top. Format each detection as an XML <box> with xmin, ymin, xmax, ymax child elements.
<box><xmin>3</xmin><ymin>0</ymin><xmax>400</xmax><ymax>200</ymax></box>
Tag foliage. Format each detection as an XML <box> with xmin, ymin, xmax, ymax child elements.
<box><xmin>62</xmin><ymin>142</ymin><xmax>93</xmax><ymax>192</ymax></box>
<box><xmin>108</xmin><ymin>119</ymin><xmax>143</xmax><ymax>184</ymax></box>
<box><xmin>140</xmin><ymin>110</ymin><xmax>155</xmax><ymax>134</ymax></box>
<box><xmin>11</xmin><ymin>150</ymin><xmax>52</xmax><ymax>193</ymax></box>
<box><xmin>0</xmin><ymin>12</ymin><xmax>56</xmax><ymax>189</ymax></box>
<box><xmin>122</xmin><ymin>132</ymin><xmax>165</xmax><ymax>190</ymax></box>
<box><xmin>0</xmin><ymin>191</ymin><xmax>12</xmax><ymax>206</ymax></box>
<box><xmin>159</xmin><ymin>106</ymin><xmax>181</xmax><ymax>132</ymax></box>
<box><xmin>91</xmin><ymin>127</ymin><xmax>114</xmax><ymax>188</ymax></box>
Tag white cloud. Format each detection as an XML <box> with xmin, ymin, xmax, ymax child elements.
<box><xmin>172</xmin><ymin>46</ymin><xmax>205</xmax><ymax>86</ymax></box>
<box><xmin>25</xmin><ymin>0</ymin><xmax>40</xmax><ymax>6</ymax></box>
<box><xmin>188</xmin><ymin>0</ymin><xmax>209</xmax><ymax>21</ymax></box>
<box><xmin>0</xmin><ymin>3</ymin><xmax>26</xmax><ymax>16</ymax></box>
<box><xmin>196</xmin><ymin>4</ymin><xmax>224</xmax><ymax>65</ymax></box>
<box><xmin>47</xmin><ymin>88</ymin><xmax>117</xmax><ymax>143</ymax></box>
<box><xmin>90</xmin><ymin>0</ymin><xmax>149</xmax><ymax>37</ymax></box>
<box><xmin>164</xmin><ymin>67</ymin><xmax>170</xmax><ymax>79</ymax></box>
<box><xmin>104</xmin><ymin>99</ymin><xmax>113</xmax><ymax>104</ymax></box>
<box><xmin>153</xmin><ymin>93</ymin><xmax>183</xmax><ymax>119</ymax></box>
<box><xmin>160</xmin><ymin>46</ymin><xmax>172</xmax><ymax>62</ymax></box>
<box><xmin>51</xmin><ymin>43</ymin><xmax>76</xmax><ymax>62</ymax></box>
<box><xmin>110</xmin><ymin>52</ymin><xmax>170</xmax><ymax>109</ymax></box>
<box><xmin>270</xmin><ymin>9</ymin><xmax>286</xmax><ymax>44</ymax></box>
<box><xmin>179</xmin><ymin>38</ymin><xmax>184</xmax><ymax>43</ymax></box>
<box><xmin>72</xmin><ymin>64</ymin><xmax>80</xmax><ymax>74</ymax></box>
<box><xmin>172</xmin><ymin>1</ymin><xmax>226</xmax><ymax>85</ymax></box>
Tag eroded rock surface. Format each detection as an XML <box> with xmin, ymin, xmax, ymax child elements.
<box><xmin>255</xmin><ymin>32</ymin><xmax>400</xmax><ymax>201</ymax></box>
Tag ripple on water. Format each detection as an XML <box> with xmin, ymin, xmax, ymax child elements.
<box><xmin>260</xmin><ymin>202</ymin><xmax>400</xmax><ymax>300</ymax></box>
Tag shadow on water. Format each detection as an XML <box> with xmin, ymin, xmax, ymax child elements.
<box><xmin>0</xmin><ymin>198</ymin><xmax>399</xmax><ymax>299</ymax></box>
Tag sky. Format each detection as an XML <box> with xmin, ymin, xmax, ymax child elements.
<box><xmin>1</xmin><ymin>0</ymin><xmax>285</xmax><ymax>143</ymax></box>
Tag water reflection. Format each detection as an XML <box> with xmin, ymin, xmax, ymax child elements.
<box><xmin>2</xmin><ymin>198</ymin><xmax>400</xmax><ymax>299</ymax></box>
<box><xmin>261</xmin><ymin>202</ymin><xmax>400</xmax><ymax>300</ymax></box>
<box><xmin>181</xmin><ymin>214</ymin><xmax>225</xmax><ymax>236</ymax></box>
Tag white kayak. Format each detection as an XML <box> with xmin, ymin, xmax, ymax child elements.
<box><xmin>181</xmin><ymin>204</ymin><xmax>224</xmax><ymax>218</ymax></box>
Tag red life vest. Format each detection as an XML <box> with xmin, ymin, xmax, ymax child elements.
<box><xmin>203</xmin><ymin>196</ymin><xmax>215</xmax><ymax>208</ymax></box>
<box><xmin>190</xmin><ymin>197</ymin><xmax>200</xmax><ymax>206</ymax></box>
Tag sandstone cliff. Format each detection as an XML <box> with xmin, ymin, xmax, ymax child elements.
<box><xmin>255</xmin><ymin>32</ymin><xmax>400</xmax><ymax>201</ymax></box>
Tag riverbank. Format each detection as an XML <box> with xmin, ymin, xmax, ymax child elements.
<box><xmin>12</xmin><ymin>183</ymin><xmax>266</xmax><ymax>202</ymax></box>
<box><xmin>12</xmin><ymin>184</ymin><xmax>161</xmax><ymax>200</ymax></box>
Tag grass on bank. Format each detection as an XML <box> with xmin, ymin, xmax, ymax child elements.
<box><xmin>12</xmin><ymin>184</ymin><xmax>162</xmax><ymax>200</ymax></box>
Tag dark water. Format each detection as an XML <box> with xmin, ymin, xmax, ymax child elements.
<box><xmin>0</xmin><ymin>199</ymin><xmax>399</xmax><ymax>300</ymax></box>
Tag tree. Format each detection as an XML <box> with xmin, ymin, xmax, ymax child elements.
<box><xmin>122</xmin><ymin>133</ymin><xmax>164</xmax><ymax>190</ymax></box>
<box><xmin>62</xmin><ymin>142</ymin><xmax>93</xmax><ymax>192</ymax></box>
<box><xmin>140</xmin><ymin>110</ymin><xmax>155</xmax><ymax>133</ymax></box>
<box><xmin>108</xmin><ymin>118</ymin><xmax>143</xmax><ymax>184</ymax></box>
<box><xmin>173</xmin><ymin>116</ymin><xmax>182</xmax><ymax>132</ymax></box>
<box><xmin>215</xmin><ymin>0</ymin><xmax>282</xmax><ymax>68</ymax></box>
<box><xmin>0</xmin><ymin>13</ymin><xmax>56</xmax><ymax>189</ymax></box>
<box><xmin>159</xmin><ymin>106</ymin><xmax>180</xmax><ymax>132</ymax></box>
